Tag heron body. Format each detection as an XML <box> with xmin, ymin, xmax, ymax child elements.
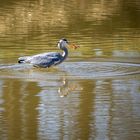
<box><xmin>18</xmin><ymin>39</ymin><xmax>70</xmax><ymax>68</ymax></box>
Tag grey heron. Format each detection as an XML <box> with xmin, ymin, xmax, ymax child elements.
<box><xmin>18</xmin><ymin>38</ymin><xmax>79</xmax><ymax>68</ymax></box>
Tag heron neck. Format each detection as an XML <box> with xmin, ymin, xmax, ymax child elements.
<box><xmin>62</xmin><ymin>47</ymin><xmax>68</xmax><ymax>60</ymax></box>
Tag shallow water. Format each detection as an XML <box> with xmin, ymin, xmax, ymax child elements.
<box><xmin>0</xmin><ymin>0</ymin><xmax>140</xmax><ymax>140</ymax></box>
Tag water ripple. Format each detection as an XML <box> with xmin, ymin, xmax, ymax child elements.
<box><xmin>0</xmin><ymin>61</ymin><xmax>139</xmax><ymax>80</ymax></box>
<box><xmin>58</xmin><ymin>62</ymin><xmax>140</xmax><ymax>79</ymax></box>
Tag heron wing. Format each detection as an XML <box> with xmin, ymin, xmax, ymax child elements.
<box><xmin>30</xmin><ymin>52</ymin><xmax>62</xmax><ymax>67</ymax></box>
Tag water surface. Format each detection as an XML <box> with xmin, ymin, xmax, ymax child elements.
<box><xmin>0</xmin><ymin>0</ymin><xmax>140</xmax><ymax>140</ymax></box>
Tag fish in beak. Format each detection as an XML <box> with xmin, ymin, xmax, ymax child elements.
<box><xmin>68</xmin><ymin>44</ymin><xmax>80</xmax><ymax>50</ymax></box>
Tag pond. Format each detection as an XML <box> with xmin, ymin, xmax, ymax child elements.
<box><xmin>0</xmin><ymin>0</ymin><xmax>140</xmax><ymax>140</ymax></box>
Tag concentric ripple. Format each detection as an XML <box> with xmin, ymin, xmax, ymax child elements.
<box><xmin>59</xmin><ymin>62</ymin><xmax>140</xmax><ymax>79</ymax></box>
<box><xmin>0</xmin><ymin>62</ymin><xmax>140</xmax><ymax>80</ymax></box>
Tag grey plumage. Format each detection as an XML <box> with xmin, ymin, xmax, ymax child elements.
<box><xmin>18</xmin><ymin>38</ymin><xmax>69</xmax><ymax>68</ymax></box>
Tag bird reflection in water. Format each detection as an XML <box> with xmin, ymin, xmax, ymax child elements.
<box><xmin>58</xmin><ymin>78</ymin><xmax>82</xmax><ymax>97</ymax></box>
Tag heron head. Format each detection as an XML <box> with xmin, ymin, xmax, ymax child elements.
<box><xmin>58</xmin><ymin>38</ymin><xmax>79</xmax><ymax>50</ymax></box>
<box><xmin>58</xmin><ymin>38</ymin><xmax>69</xmax><ymax>49</ymax></box>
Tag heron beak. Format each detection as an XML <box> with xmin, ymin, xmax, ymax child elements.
<box><xmin>68</xmin><ymin>44</ymin><xmax>80</xmax><ymax>50</ymax></box>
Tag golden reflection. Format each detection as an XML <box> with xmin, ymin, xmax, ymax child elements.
<box><xmin>58</xmin><ymin>78</ymin><xmax>83</xmax><ymax>97</ymax></box>
<box><xmin>1</xmin><ymin>79</ymin><xmax>40</xmax><ymax>140</ymax></box>
<box><xmin>85</xmin><ymin>0</ymin><xmax>120</xmax><ymax>22</ymax></box>
<box><xmin>0</xmin><ymin>73</ymin><xmax>140</xmax><ymax>139</ymax></box>
<box><xmin>0</xmin><ymin>0</ymin><xmax>140</xmax><ymax>139</ymax></box>
<box><xmin>0</xmin><ymin>0</ymin><xmax>69</xmax><ymax>36</ymax></box>
<box><xmin>94</xmin><ymin>79</ymin><xmax>112</xmax><ymax>140</ymax></box>
<box><xmin>0</xmin><ymin>0</ymin><xmax>139</xmax><ymax>61</ymax></box>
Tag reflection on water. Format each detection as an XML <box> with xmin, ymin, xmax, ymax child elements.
<box><xmin>0</xmin><ymin>77</ymin><xmax>140</xmax><ymax>140</ymax></box>
<box><xmin>0</xmin><ymin>0</ymin><xmax>140</xmax><ymax>140</ymax></box>
<box><xmin>0</xmin><ymin>62</ymin><xmax>140</xmax><ymax>140</ymax></box>
<box><xmin>0</xmin><ymin>61</ymin><xmax>140</xmax><ymax>79</ymax></box>
<box><xmin>58</xmin><ymin>78</ymin><xmax>82</xmax><ymax>97</ymax></box>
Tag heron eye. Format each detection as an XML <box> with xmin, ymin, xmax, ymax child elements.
<box><xmin>62</xmin><ymin>38</ymin><xmax>68</xmax><ymax>43</ymax></box>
